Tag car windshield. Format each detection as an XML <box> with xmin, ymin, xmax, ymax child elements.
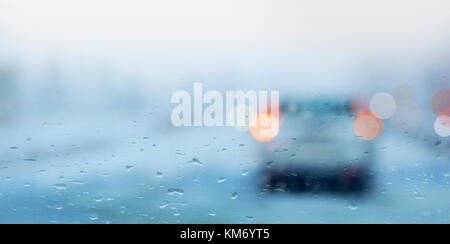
<box><xmin>0</xmin><ymin>0</ymin><xmax>450</xmax><ymax>224</ymax></box>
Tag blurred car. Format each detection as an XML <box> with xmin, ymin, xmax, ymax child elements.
<box><xmin>259</xmin><ymin>98</ymin><xmax>375</xmax><ymax>193</ymax></box>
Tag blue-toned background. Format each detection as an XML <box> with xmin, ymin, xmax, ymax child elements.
<box><xmin>0</xmin><ymin>0</ymin><xmax>449</xmax><ymax>223</ymax></box>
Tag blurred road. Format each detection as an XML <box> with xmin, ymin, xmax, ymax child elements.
<box><xmin>0</xmin><ymin>111</ymin><xmax>449</xmax><ymax>224</ymax></box>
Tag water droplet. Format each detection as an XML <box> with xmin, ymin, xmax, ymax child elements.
<box><xmin>241</xmin><ymin>169</ymin><xmax>249</xmax><ymax>176</ymax></box>
<box><xmin>175</xmin><ymin>149</ymin><xmax>185</xmax><ymax>156</ymax></box>
<box><xmin>70</xmin><ymin>180</ymin><xmax>84</xmax><ymax>185</ymax></box>
<box><xmin>156</xmin><ymin>171</ymin><xmax>164</xmax><ymax>178</ymax></box>
<box><xmin>208</xmin><ymin>210</ymin><xmax>217</xmax><ymax>217</ymax></box>
<box><xmin>217</xmin><ymin>177</ymin><xmax>227</xmax><ymax>183</ymax></box>
<box><xmin>167</xmin><ymin>188</ymin><xmax>184</xmax><ymax>196</ymax></box>
<box><xmin>9</xmin><ymin>146</ymin><xmax>17</xmax><ymax>150</ymax></box>
<box><xmin>265</xmin><ymin>161</ymin><xmax>274</xmax><ymax>168</ymax></box>
<box><xmin>231</xmin><ymin>192</ymin><xmax>239</xmax><ymax>200</ymax></box>
<box><xmin>189</xmin><ymin>158</ymin><xmax>203</xmax><ymax>166</ymax></box>
<box><xmin>89</xmin><ymin>214</ymin><xmax>99</xmax><ymax>221</ymax></box>
<box><xmin>345</xmin><ymin>204</ymin><xmax>358</xmax><ymax>211</ymax></box>
<box><xmin>159</xmin><ymin>201</ymin><xmax>169</xmax><ymax>209</ymax></box>
<box><xmin>23</xmin><ymin>159</ymin><xmax>36</xmax><ymax>162</ymax></box>
<box><xmin>54</xmin><ymin>183</ymin><xmax>67</xmax><ymax>191</ymax></box>
<box><xmin>94</xmin><ymin>196</ymin><xmax>103</xmax><ymax>203</ymax></box>
<box><xmin>125</xmin><ymin>165</ymin><xmax>134</xmax><ymax>172</ymax></box>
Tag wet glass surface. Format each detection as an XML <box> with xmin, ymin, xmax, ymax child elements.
<box><xmin>0</xmin><ymin>0</ymin><xmax>450</xmax><ymax>224</ymax></box>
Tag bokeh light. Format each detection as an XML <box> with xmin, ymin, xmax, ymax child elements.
<box><xmin>354</xmin><ymin>111</ymin><xmax>384</xmax><ymax>141</ymax></box>
<box><xmin>268</xmin><ymin>104</ymin><xmax>285</xmax><ymax>125</ymax></box>
<box><xmin>351</xmin><ymin>96</ymin><xmax>369</xmax><ymax>115</ymax></box>
<box><xmin>393</xmin><ymin>85</ymin><xmax>416</xmax><ymax>106</ymax></box>
<box><xmin>432</xmin><ymin>89</ymin><xmax>450</xmax><ymax>116</ymax></box>
<box><xmin>434</xmin><ymin>117</ymin><xmax>450</xmax><ymax>137</ymax></box>
<box><xmin>249</xmin><ymin>113</ymin><xmax>280</xmax><ymax>143</ymax></box>
<box><xmin>369</xmin><ymin>92</ymin><xmax>397</xmax><ymax>119</ymax></box>
<box><xmin>439</xmin><ymin>107</ymin><xmax>450</xmax><ymax>128</ymax></box>
<box><xmin>391</xmin><ymin>103</ymin><xmax>423</xmax><ymax>133</ymax></box>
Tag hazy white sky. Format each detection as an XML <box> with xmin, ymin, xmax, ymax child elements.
<box><xmin>0</xmin><ymin>0</ymin><xmax>449</xmax><ymax>93</ymax></box>
<box><xmin>1</xmin><ymin>0</ymin><xmax>450</xmax><ymax>53</ymax></box>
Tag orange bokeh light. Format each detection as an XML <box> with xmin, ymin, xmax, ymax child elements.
<box><xmin>250</xmin><ymin>113</ymin><xmax>280</xmax><ymax>143</ymax></box>
<box><xmin>354</xmin><ymin>111</ymin><xmax>384</xmax><ymax>141</ymax></box>
<box><xmin>268</xmin><ymin>104</ymin><xmax>284</xmax><ymax>125</ymax></box>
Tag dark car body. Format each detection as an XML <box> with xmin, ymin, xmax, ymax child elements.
<box><xmin>259</xmin><ymin>99</ymin><xmax>375</xmax><ymax>193</ymax></box>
